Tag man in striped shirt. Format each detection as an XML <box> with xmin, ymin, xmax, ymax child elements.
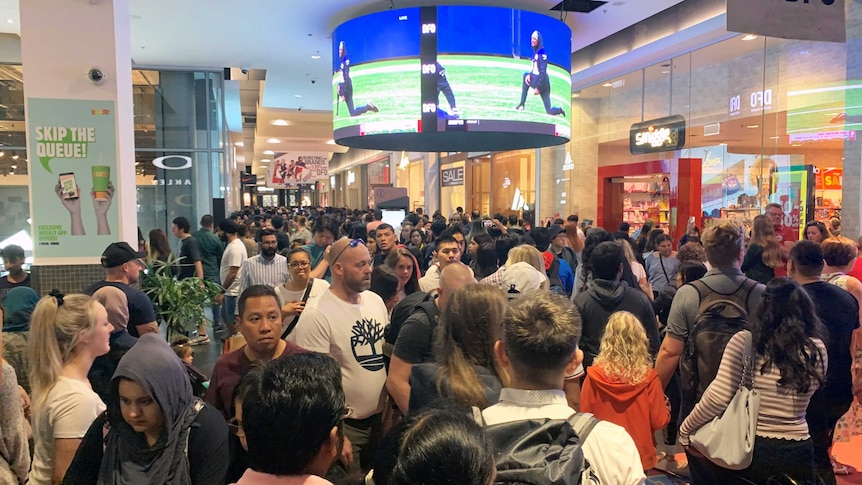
<box><xmin>235</xmin><ymin>229</ymin><xmax>291</xmax><ymax>315</ymax></box>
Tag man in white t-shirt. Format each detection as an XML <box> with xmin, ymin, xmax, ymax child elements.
<box><xmin>289</xmin><ymin>237</ymin><xmax>388</xmax><ymax>474</ymax></box>
<box><xmin>483</xmin><ymin>292</ymin><xmax>645</xmax><ymax>485</ymax></box>
<box><xmin>217</xmin><ymin>220</ymin><xmax>248</xmax><ymax>336</ymax></box>
<box><xmin>418</xmin><ymin>234</ymin><xmax>467</xmax><ymax>295</ymax></box>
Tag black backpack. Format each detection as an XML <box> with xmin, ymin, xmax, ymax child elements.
<box><xmin>482</xmin><ymin>413</ymin><xmax>601</xmax><ymax>484</ymax></box>
<box><xmin>383</xmin><ymin>291</ymin><xmax>437</xmax><ymax>365</ymax></box>
<box><xmin>679</xmin><ymin>278</ymin><xmax>758</xmax><ymax>404</ymax></box>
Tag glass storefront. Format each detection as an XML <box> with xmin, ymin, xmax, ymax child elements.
<box><xmin>562</xmin><ymin>33</ymin><xmax>852</xmax><ymax>241</ymax></box>
<box><xmin>0</xmin><ymin>67</ymin><xmax>228</xmax><ymax>254</ymax></box>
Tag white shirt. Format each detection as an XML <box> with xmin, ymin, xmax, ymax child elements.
<box><xmin>289</xmin><ymin>290</ymin><xmax>389</xmax><ymax>419</ymax></box>
<box><xmin>483</xmin><ymin>388</ymin><xmax>645</xmax><ymax>485</ymax></box>
<box><xmin>220</xmin><ymin>238</ymin><xmax>248</xmax><ymax>297</ymax></box>
<box><xmin>275</xmin><ymin>278</ymin><xmax>330</xmax><ymax>329</ymax></box>
<box><xmin>29</xmin><ymin>377</ymin><xmax>106</xmax><ymax>485</ymax></box>
<box><xmin>418</xmin><ymin>264</ymin><xmax>440</xmax><ymax>295</ymax></box>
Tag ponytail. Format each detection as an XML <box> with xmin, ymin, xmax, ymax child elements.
<box><xmin>28</xmin><ymin>293</ymin><xmax>97</xmax><ymax>406</ymax></box>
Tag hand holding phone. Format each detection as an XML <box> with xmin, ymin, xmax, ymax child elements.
<box><xmin>58</xmin><ymin>172</ymin><xmax>79</xmax><ymax>200</ymax></box>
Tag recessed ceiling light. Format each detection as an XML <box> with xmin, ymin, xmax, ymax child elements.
<box><xmin>267</xmin><ymin>138</ymin><xmax>281</xmax><ymax>143</ymax></box>
<box><xmin>769</xmin><ymin>136</ymin><xmax>780</xmax><ymax>140</ymax></box>
<box><xmin>661</xmin><ymin>70</ymin><xmax>670</xmax><ymax>74</ymax></box>
<box><xmin>741</xmin><ymin>34</ymin><xmax>758</xmax><ymax>41</ymax></box>
<box><xmin>10</xmin><ymin>165</ymin><xmax>16</xmax><ymax>169</ymax></box>
<box><xmin>719</xmin><ymin>143</ymin><xmax>728</xmax><ymax>146</ymax></box>
<box><xmin>6</xmin><ymin>19</ymin><xmax>13</xmax><ymax>24</ymax></box>
<box><xmin>234</xmin><ymin>141</ymin><xmax>243</xmax><ymax>146</ymax></box>
<box><xmin>602</xmin><ymin>82</ymin><xmax>612</xmax><ymax>87</ymax></box>
<box><xmin>746</xmin><ymin>124</ymin><xmax>760</xmax><ymax>128</ymax></box>
<box><xmin>326</xmin><ymin>139</ymin><xmax>336</xmax><ymax>145</ymax></box>
<box><xmin>11</xmin><ymin>155</ymin><xmax>18</xmax><ymax>160</ymax></box>
<box><xmin>295</xmin><ymin>94</ymin><xmax>303</xmax><ymax>98</ymax></box>
<box><xmin>260</xmin><ymin>159</ymin><xmax>271</xmax><ymax>162</ymax></box>
<box><xmin>271</xmin><ymin>119</ymin><xmax>289</xmax><ymax>126</ymax></box>
<box><xmin>263</xmin><ymin>150</ymin><xmax>275</xmax><ymax>155</ymax></box>
<box><xmin>311</xmin><ymin>53</ymin><xmax>321</xmax><ymax>60</ymax></box>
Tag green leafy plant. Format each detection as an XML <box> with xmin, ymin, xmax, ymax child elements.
<box><xmin>140</xmin><ymin>254</ymin><xmax>221</xmax><ymax>338</ymax></box>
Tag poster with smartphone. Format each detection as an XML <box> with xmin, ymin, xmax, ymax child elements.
<box><xmin>26</xmin><ymin>98</ymin><xmax>119</xmax><ymax>259</ymax></box>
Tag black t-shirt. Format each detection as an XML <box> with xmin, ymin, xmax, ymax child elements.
<box><xmin>177</xmin><ymin>236</ymin><xmax>203</xmax><ymax>280</ymax></box>
<box><xmin>0</xmin><ymin>273</ymin><xmax>31</xmax><ymax>310</ymax></box>
<box><xmin>63</xmin><ymin>403</ymin><xmax>229</xmax><ymax>485</ymax></box>
<box><xmin>83</xmin><ymin>281</ymin><xmax>157</xmax><ymax>338</ymax></box>
<box><xmin>803</xmin><ymin>281</ymin><xmax>859</xmax><ymax>402</ymax></box>
<box><xmin>392</xmin><ymin>302</ymin><xmax>440</xmax><ymax>365</ymax></box>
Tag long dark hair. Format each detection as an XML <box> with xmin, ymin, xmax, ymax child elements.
<box><xmin>148</xmin><ymin>228</ymin><xmax>171</xmax><ymax>261</ymax></box>
<box><xmin>473</xmin><ymin>242</ymin><xmax>498</xmax><ymax>280</ymax></box>
<box><xmin>385</xmin><ymin>247</ymin><xmax>420</xmax><ymax>295</ymax></box>
<box><xmin>580</xmin><ymin>228</ymin><xmax>613</xmax><ymax>291</ymax></box>
<box><xmin>753</xmin><ymin>278</ymin><xmax>827</xmax><ymax>393</ymax></box>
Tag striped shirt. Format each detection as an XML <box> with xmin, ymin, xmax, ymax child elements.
<box><xmin>236</xmin><ymin>254</ymin><xmax>291</xmax><ymax>308</ymax></box>
<box><xmin>679</xmin><ymin>331</ymin><xmax>827</xmax><ymax>444</ymax></box>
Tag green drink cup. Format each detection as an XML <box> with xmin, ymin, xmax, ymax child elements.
<box><xmin>92</xmin><ymin>165</ymin><xmax>110</xmax><ymax>201</ymax></box>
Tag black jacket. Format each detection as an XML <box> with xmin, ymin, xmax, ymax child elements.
<box><xmin>574</xmin><ymin>278</ymin><xmax>661</xmax><ymax>367</ymax></box>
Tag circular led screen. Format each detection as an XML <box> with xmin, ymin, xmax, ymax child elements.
<box><xmin>332</xmin><ymin>6</ymin><xmax>572</xmax><ymax>152</ymax></box>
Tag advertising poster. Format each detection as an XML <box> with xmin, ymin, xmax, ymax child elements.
<box><xmin>27</xmin><ymin>98</ymin><xmax>119</xmax><ymax>258</ymax></box>
<box><xmin>267</xmin><ymin>153</ymin><xmax>329</xmax><ymax>188</ymax></box>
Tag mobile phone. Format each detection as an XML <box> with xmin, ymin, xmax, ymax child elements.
<box><xmin>59</xmin><ymin>173</ymin><xmax>79</xmax><ymax>200</ymax></box>
<box><xmin>483</xmin><ymin>220</ymin><xmax>493</xmax><ymax>228</ymax></box>
<box><xmin>688</xmin><ymin>216</ymin><xmax>695</xmax><ymax>224</ymax></box>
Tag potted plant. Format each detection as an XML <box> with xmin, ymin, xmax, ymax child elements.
<box><xmin>141</xmin><ymin>254</ymin><xmax>221</xmax><ymax>339</ymax></box>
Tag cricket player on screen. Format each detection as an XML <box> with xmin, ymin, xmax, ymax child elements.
<box><xmin>336</xmin><ymin>41</ymin><xmax>379</xmax><ymax>117</ymax></box>
<box><xmin>514</xmin><ymin>30</ymin><xmax>565</xmax><ymax>117</ymax></box>
<box><xmin>436</xmin><ymin>62</ymin><xmax>460</xmax><ymax>119</ymax></box>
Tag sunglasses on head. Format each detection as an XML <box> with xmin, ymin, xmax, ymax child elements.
<box><xmin>330</xmin><ymin>239</ymin><xmax>365</xmax><ymax>265</ymax></box>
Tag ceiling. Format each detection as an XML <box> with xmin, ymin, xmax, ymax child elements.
<box><xmin>0</xmin><ymin>0</ymin><xmax>685</xmax><ymax>177</ymax></box>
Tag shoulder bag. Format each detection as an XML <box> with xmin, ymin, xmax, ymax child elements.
<box><xmin>689</xmin><ymin>330</ymin><xmax>760</xmax><ymax>470</ymax></box>
<box><xmin>281</xmin><ymin>279</ymin><xmax>315</xmax><ymax>339</ymax></box>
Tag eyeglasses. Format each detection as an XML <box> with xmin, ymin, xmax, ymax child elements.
<box><xmin>288</xmin><ymin>261</ymin><xmax>310</xmax><ymax>268</ymax></box>
<box><xmin>330</xmin><ymin>239</ymin><xmax>365</xmax><ymax>266</ymax></box>
<box><xmin>228</xmin><ymin>417</ymin><xmax>245</xmax><ymax>437</ymax></box>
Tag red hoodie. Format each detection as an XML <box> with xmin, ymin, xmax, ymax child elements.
<box><xmin>580</xmin><ymin>365</ymin><xmax>669</xmax><ymax>470</ymax></box>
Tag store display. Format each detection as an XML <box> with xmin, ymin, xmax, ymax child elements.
<box><xmin>621</xmin><ymin>176</ymin><xmax>669</xmax><ymax>233</ymax></box>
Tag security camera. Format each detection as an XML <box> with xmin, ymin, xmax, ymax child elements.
<box><xmin>298</xmin><ymin>107</ymin><xmax>303</xmax><ymax>111</ymax></box>
<box><xmin>240</xmin><ymin>67</ymin><xmax>249</xmax><ymax>75</ymax></box>
<box><xmin>88</xmin><ymin>67</ymin><xmax>105</xmax><ymax>84</ymax></box>
<box><xmin>311</xmin><ymin>79</ymin><xmax>316</xmax><ymax>84</ymax></box>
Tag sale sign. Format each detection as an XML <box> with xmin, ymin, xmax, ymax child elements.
<box><xmin>814</xmin><ymin>168</ymin><xmax>842</xmax><ymax>190</ymax></box>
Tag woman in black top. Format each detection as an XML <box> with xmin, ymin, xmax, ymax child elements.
<box><xmin>408</xmin><ymin>284</ymin><xmax>507</xmax><ymax>414</ymax></box>
<box><xmin>742</xmin><ymin>215</ymin><xmax>783</xmax><ymax>284</ymax></box>
<box><xmin>63</xmin><ymin>334</ymin><xmax>229</xmax><ymax>485</ymax></box>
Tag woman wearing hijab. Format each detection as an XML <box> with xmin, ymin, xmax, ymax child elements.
<box><xmin>2</xmin><ymin>286</ymin><xmax>39</xmax><ymax>393</ymax></box>
<box><xmin>64</xmin><ymin>334</ymin><xmax>229</xmax><ymax>485</ymax></box>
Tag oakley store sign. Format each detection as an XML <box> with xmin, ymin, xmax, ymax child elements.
<box><xmin>150</xmin><ymin>155</ymin><xmax>193</xmax><ymax>186</ymax></box>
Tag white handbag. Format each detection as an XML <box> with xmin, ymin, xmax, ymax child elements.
<box><xmin>689</xmin><ymin>330</ymin><xmax>760</xmax><ymax>470</ymax></box>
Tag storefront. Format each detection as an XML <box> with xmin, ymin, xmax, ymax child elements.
<box><xmin>563</xmin><ymin>32</ymin><xmax>855</xmax><ymax>240</ymax></box>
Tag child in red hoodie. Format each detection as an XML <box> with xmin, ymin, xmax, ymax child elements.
<box><xmin>581</xmin><ymin>310</ymin><xmax>670</xmax><ymax>471</ymax></box>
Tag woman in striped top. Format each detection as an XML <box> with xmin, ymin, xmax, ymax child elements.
<box><xmin>679</xmin><ymin>277</ymin><xmax>828</xmax><ymax>484</ymax></box>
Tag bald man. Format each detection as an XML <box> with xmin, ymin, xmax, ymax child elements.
<box><xmin>386</xmin><ymin>262</ymin><xmax>476</xmax><ymax>413</ymax></box>
<box><xmin>288</xmin><ymin>237</ymin><xmax>389</xmax><ymax>473</ymax></box>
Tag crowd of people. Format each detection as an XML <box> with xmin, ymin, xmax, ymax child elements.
<box><xmin>0</xmin><ymin>202</ymin><xmax>859</xmax><ymax>484</ymax></box>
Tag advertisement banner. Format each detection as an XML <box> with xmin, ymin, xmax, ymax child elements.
<box><xmin>28</xmin><ymin>98</ymin><xmax>120</xmax><ymax>258</ymax></box>
<box><xmin>441</xmin><ymin>166</ymin><xmax>464</xmax><ymax>187</ymax></box>
<box><xmin>727</xmin><ymin>0</ymin><xmax>845</xmax><ymax>43</ymax></box>
<box><xmin>267</xmin><ymin>153</ymin><xmax>329</xmax><ymax>188</ymax></box>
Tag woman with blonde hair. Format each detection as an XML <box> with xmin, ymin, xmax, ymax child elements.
<box><xmin>581</xmin><ymin>311</ymin><xmax>669</xmax><ymax>471</ymax></box>
<box><xmin>28</xmin><ymin>292</ymin><xmax>111</xmax><ymax>485</ymax></box>
<box><xmin>742</xmin><ymin>214</ymin><xmax>783</xmax><ymax>284</ymax></box>
<box><xmin>408</xmin><ymin>284</ymin><xmax>508</xmax><ymax>414</ymax></box>
<box><xmin>503</xmin><ymin>245</ymin><xmax>549</xmax><ymax>293</ymax></box>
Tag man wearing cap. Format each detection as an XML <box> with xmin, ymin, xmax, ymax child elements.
<box><xmin>288</xmin><ymin>237</ymin><xmax>389</xmax><ymax>474</ymax></box>
<box><xmin>84</xmin><ymin>242</ymin><xmax>158</xmax><ymax>337</ymax></box>
<box><xmin>549</xmin><ymin>225</ymin><xmax>578</xmax><ymax>275</ymax></box>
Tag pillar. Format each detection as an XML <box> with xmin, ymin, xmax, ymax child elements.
<box><xmin>425</xmin><ymin>152</ymin><xmax>440</xmax><ymax>215</ymax></box>
<box><xmin>21</xmin><ymin>0</ymin><xmax>135</xmax><ymax>290</ymax></box>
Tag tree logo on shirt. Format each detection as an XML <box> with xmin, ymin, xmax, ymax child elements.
<box><xmin>350</xmin><ymin>318</ymin><xmax>384</xmax><ymax>372</ymax></box>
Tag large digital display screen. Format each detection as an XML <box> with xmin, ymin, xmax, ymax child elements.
<box><xmin>332</xmin><ymin>6</ymin><xmax>572</xmax><ymax>152</ymax></box>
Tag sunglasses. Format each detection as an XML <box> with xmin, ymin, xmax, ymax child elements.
<box><xmin>330</xmin><ymin>239</ymin><xmax>365</xmax><ymax>266</ymax></box>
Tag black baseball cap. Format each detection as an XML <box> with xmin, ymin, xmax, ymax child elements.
<box><xmin>548</xmin><ymin>225</ymin><xmax>565</xmax><ymax>240</ymax></box>
<box><xmin>101</xmin><ymin>242</ymin><xmax>146</xmax><ymax>268</ymax></box>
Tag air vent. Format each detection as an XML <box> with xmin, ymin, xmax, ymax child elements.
<box><xmin>243</xmin><ymin>116</ymin><xmax>257</xmax><ymax>124</ymax></box>
<box><xmin>704</xmin><ymin>123</ymin><xmax>720</xmax><ymax>136</ymax></box>
<box><xmin>551</xmin><ymin>0</ymin><xmax>607</xmax><ymax>13</ymax></box>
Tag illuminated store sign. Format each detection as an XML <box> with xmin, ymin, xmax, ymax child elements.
<box><xmin>629</xmin><ymin>115</ymin><xmax>686</xmax><ymax>155</ymax></box>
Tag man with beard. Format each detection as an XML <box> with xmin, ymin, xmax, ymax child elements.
<box><xmin>235</xmin><ymin>229</ymin><xmax>291</xmax><ymax>310</ymax></box>
<box><xmin>514</xmin><ymin>30</ymin><xmax>565</xmax><ymax>117</ymax></box>
<box><xmin>289</xmin><ymin>237</ymin><xmax>388</xmax><ymax>474</ymax></box>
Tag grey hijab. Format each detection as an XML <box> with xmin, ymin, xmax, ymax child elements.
<box><xmin>98</xmin><ymin>333</ymin><xmax>200</xmax><ymax>485</ymax></box>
